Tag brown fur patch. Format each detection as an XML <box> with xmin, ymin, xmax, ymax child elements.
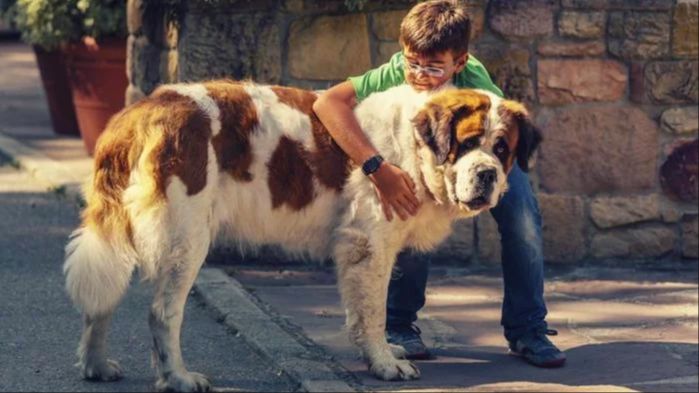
<box><xmin>83</xmin><ymin>89</ymin><xmax>212</xmax><ymax>244</ymax></box>
<box><xmin>425</xmin><ymin>90</ymin><xmax>491</xmax><ymax>163</ymax></box>
<box><xmin>83</xmin><ymin>103</ymin><xmax>141</xmax><ymax>242</ymax></box>
<box><xmin>267</xmin><ymin>136</ymin><xmax>316</xmax><ymax>210</ymax></box>
<box><xmin>270</xmin><ymin>86</ymin><xmax>350</xmax><ymax>192</ymax></box>
<box><xmin>149</xmin><ymin>90</ymin><xmax>212</xmax><ymax>196</ymax></box>
<box><xmin>497</xmin><ymin>100</ymin><xmax>525</xmax><ymax>173</ymax></box>
<box><xmin>205</xmin><ymin>81</ymin><xmax>259</xmax><ymax>182</ymax></box>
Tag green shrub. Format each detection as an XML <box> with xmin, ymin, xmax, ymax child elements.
<box><xmin>76</xmin><ymin>0</ymin><xmax>126</xmax><ymax>41</ymax></box>
<box><xmin>14</xmin><ymin>0</ymin><xmax>125</xmax><ymax>51</ymax></box>
<box><xmin>14</xmin><ymin>0</ymin><xmax>81</xmax><ymax>50</ymax></box>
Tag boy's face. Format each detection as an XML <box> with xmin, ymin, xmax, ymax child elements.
<box><xmin>403</xmin><ymin>46</ymin><xmax>468</xmax><ymax>92</ymax></box>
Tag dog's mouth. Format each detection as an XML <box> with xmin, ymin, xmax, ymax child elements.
<box><xmin>456</xmin><ymin>195</ymin><xmax>490</xmax><ymax>211</ymax></box>
<box><xmin>465</xmin><ymin>196</ymin><xmax>489</xmax><ymax>210</ymax></box>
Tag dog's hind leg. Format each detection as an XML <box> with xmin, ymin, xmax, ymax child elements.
<box><xmin>334</xmin><ymin>229</ymin><xmax>420</xmax><ymax>381</ymax></box>
<box><xmin>78</xmin><ymin>313</ymin><xmax>124</xmax><ymax>381</ymax></box>
<box><xmin>64</xmin><ymin>227</ymin><xmax>136</xmax><ymax>381</ymax></box>
<box><xmin>149</xmin><ymin>229</ymin><xmax>211</xmax><ymax>392</ymax></box>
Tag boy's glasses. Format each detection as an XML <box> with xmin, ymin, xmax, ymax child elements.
<box><xmin>404</xmin><ymin>59</ymin><xmax>446</xmax><ymax>78</ymax></box>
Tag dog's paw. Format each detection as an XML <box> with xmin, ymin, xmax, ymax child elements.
<box><xmin>82</xmin><ymin>359</ymin><xmax>123</xmax><ymax>382</ymax></box>
<box><xmin>155</xmin><ymin>371</ymin><xmax>211</xmax><ymax>392</ymax></box>
<box><xmin>370</xmin><ymin>358</ymin><xmax>420</xmax><ymax>381</ymax></box>
<box><xmin>388</xmin><ymin>343</ymin><xmax>408</xmax><ymax>359</ymax></box>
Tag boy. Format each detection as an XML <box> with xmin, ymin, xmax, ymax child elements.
<box><xmin>313</xmin><ymin>0</ymin><xmax>565</xmax><ymax>368</ymax></box>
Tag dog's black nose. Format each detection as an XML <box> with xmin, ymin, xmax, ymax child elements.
<box><xmin>478</xmin><ymin>169</ymin><xmax>497</xmax><ymax>185</ymax></box>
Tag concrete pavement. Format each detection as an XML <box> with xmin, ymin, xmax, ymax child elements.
<box><xmin>0</xmin><ymin>153</ymin><xmax>298</xmax><ymax>392</ymax></box>
<box><xmin>1</xmin><ymin>39</ymin><xmax>697</xmax><ymax>392</ymax></box>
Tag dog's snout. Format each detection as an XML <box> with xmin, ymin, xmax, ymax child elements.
<box><xmin>478</xmin><ymin>169</ymin><xmax>497</xmax><ymax>185</ymax></box>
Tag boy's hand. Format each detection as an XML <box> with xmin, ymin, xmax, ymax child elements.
<box><xmin>369</xmin><ymin>163</ymin><xmax>421</xmax><ymax>221</ymax></box>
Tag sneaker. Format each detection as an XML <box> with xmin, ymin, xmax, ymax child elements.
<box><xmin>508</xmin><ymin>328</ymin><xmax>566</xmax><ymax>368</ymax></box>
<box><xmin>386</xmin><ymin>324</ymin><xmax>432</xmax><ymax>360</ymax></box>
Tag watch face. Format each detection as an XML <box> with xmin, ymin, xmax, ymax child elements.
<box><xmin>367</xmin><ymin>160</ymin><xmax>380</xmax><ymax>172</ymax></box>
<box><xmin>363</xmin><ymin>155</ymin><xmax>384</xmax><ymax>175</ymax></box>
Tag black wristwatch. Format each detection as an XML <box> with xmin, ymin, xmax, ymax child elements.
<box><xmin>361</xmin><ymin>154</ymin><xmax>385</xmax><ymax>176</ymax></box>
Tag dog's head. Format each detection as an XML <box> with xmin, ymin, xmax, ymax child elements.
<box><xmin>412</xmin><ymin>89</ymin><xmax>542</xmax><ymax>215</ymax></box>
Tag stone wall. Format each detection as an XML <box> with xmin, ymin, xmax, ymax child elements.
<box><xmin>127</xmin><ymin>0</ymin><xmax>699</xmax><ymax>266</ymax></box>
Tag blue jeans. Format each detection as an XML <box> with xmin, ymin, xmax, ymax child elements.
<box><xmin>386</xmin><ymin>164</ymin><xmax>548</xmax><ymax>342</ymax></box>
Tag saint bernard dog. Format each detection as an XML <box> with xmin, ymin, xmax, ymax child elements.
<box><xmin>63</xmin><ymin>79</ymin><xmax>541</xmax><ymax>391</ymax></box>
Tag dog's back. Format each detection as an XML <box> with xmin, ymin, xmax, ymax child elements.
<box><xmin>65</xmin><ymin>81</ymin><xmax>356</xmax><ymax>314</ymax></box>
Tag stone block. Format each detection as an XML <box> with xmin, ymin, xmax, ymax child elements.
<box><xmin>473</xmin><ymin>45</ymin><xmax>534</xmax><ymax>103</ymax></box>
<box><xmin>254</xmin><ymin>23</ymin><xmax>282</xmax><ymax>84</ymax></box>
<box><xmin>631</xmin><ymin>61</ymin><xmax>699</xmax><ymax>104</ymax></box>
<box><xmin>558</xmin><ymin>11</ymin><xmax>606</xmax><ymax>39</ymax></box>
<box><xmin>539</xmin><ymin>193</ymin><xmax>586</xmax><ymax>263</ymax></box>
<box><xmin>178</xmin><ymin>12</ymin><xmax>281</xmax><ymax>83</ymax></box>
<box><xmin>129</xmin><ymin>34</ymin><xmax>163</xmax><ymax>95</ymax></box>
<box><xmin>538</xmin><ymin>59</ymin><xmax>627</xmax><ymax>104</ymax></box>
<box><xmin>538</xmin><ymin>106</ymin><xmax>659</xmax><ymax>194</ymax></box>
<box><xmin>476</xmin><ymin>214</ymin><xmax>501</xmax><ymax>265</ymax></box>
<box><xmin>660</xmin><ymin>107</ymin><xmax>699</xmax><ymax>135</ymax></box>
<box><xmin>127</xmin><ymin>0</ymin><xmax>143</xmax><ymax>35</ymax></box>
<box><xmin>590</xmin><ymin>194</ymin><xmax>661</xmax><ymax>228</ymax></box>
<box><xmin>125</xmin><ymin>84</ymin><xmax>146</xmax><ymax>106</ymax></box>
<box><xmin>608</xmin><ymin>11</ymin><xmax>671</xmax><ymax>60</ymax></box>
<box><xmin>659</xmin><ymin>199</ymin><xmax>685</xmax><ymax>223</ymax></box>
<box><xmin>372</xmin><ymin>10</ymin><xmax>406</xmax><ymax>41</ymax></box>
<box><xmin>591</xmin><ymin>225</ymin><xmax>677</xmax><ymax>259</ymax></box>
<box><xmin>284</xmin><ymin>0</ymin><xmax>414</xmax><ymax>14</ymax></box>
<box><xmin>660</xmin><ymin>139</ymin><xmax>699</xmax><ymax>202</ymax></box>
<box><xmin>189</xmin><ymin>0</ymin><xmax>278</xmax><ymax>13</ymax></box>
<box><xmin>376</xmin><ymin>41</ymin><xmax>401</xmax><ymax>66</ymax></box>
<box><xmin>537</xmin><ymin>40</ymin><xmax>606</xmax><ymax>57</ymax></box>
<box><xmin>160</xmin><ymin>49</ymin><xmax>178</xmax><ymax>84</ymax></box>
<box><xmin>488</xmin><ymin>0</ymin><xmax>554</xmax><ymax>40</ymax></box>
<box><xmin>562</xmin><ymin>0</ymin><xmax>674</xmax><ymax>10</ymax></box>
<box><xmin>673</xmin><ymin>0</ymin><xmax>699</xmax><ymax>58</ymax></box>
<box><xmin>163</xmin><ymin>21</ymin><xmax>178</xmax><ymax>50</ymax></box>
<box><xmin>140</xmin><ymin>3</ymin><xmax>178</xmax><ymax>49</ymax></box>
<box><xmin>682</xmin><ymin>215</ymin><xmax>699</xmax><ymax>259</ymax></box>
<box><xmin>461</xmin><ymin>3</ymin><xmax>486</xmax><ymax>42</ymax></box>
<box><xmin>288</xmin><ymin>14</ymin><xmax>371</xmax><ymax>80</ymax></box>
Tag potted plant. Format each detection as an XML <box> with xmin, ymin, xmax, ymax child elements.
<box><xmin>12</xmin><ymin>0</ymin><xmax>81</xmax><ymax>136</ymax></box>
<box><xmin>62</xmin><ymin>0</ymin><xmax>128</xmax><ymax>155</ymax></box>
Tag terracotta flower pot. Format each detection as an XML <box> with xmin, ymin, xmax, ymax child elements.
<box><xmin>32</xmin><ymin>45</ymin><xmax>80</xmax><ymax>136</ymax></box>
<box><xmin>63</xmin><ymin>38</ymin><xmax>128</xmax><ymax>155</ymax></box>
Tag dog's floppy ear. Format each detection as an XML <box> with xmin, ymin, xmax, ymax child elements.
<box><xmin>412</xmin><ymin>103</ymin><xmax>453</xmax><ymax>165</ymax></box>
<box><xmin>515</xmin><ymin>111</ymin><xmax>543</xmax><ymax>172</ymax></box>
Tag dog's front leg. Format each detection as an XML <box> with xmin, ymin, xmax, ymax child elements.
<box><xmin>334</xmin><ymin>229</ymin><xmax>420</xmax><ymax>381</ymax></box>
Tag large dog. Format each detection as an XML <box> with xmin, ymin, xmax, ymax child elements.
<box><xmin>63</xmin><ymin>80</ymin><xmax>541</xmax><ymax>391</ymax></box>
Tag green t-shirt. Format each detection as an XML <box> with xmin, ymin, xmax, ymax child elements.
<box><xmin>349</xmin><ymin>52</ymin><xmax>503</xmax><ymax>102</ymax></box>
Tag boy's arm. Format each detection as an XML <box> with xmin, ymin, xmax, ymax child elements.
<box><xmin>313</xmin><ymin>81</ymin><xmax>420</xmax><ymax>222</ymax></box>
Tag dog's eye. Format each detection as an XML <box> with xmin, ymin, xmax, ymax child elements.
<box><xmin>463</xmin><ymin>137</ymin><xmax>479</xmax><ymax>150</ymax></box>
<box><xmin>494</xmin><ymin>139</ymin><xmax>509</xmax><ymax>161</ymax></box>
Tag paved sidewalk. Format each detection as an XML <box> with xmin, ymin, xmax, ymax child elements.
<box><xmin>227</xmin><ymin>264</ymin><xmax>698</xmax><ymax>392</ymax></box>
<box><xmin>2</xmin><ymin>39</ymin><xmax>697</xmax><ymax>392</ymax></box>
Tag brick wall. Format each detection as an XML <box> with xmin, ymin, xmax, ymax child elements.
<box><xmin>127</xmin><ymin>0</ymin><xmax>698</xmax><ymax>266</ymax></box>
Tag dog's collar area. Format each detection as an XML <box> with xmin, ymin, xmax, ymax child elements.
<box><xmin>415</xmin><ymin>148</ymin><xmax>438</xmax><ymax>203</ymax></box>
<box><xmin>418</xmin><ymin>169</ymin><xmax>437</xmax><ymax>202</ymax></box>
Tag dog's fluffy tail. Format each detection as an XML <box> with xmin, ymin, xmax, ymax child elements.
<box><xmin>63</xmin><ymin>226</ymin><xmax>137</xmax><ymax>316</ymax></box>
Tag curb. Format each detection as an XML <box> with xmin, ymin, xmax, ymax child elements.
<box><xmin>0</xmin><ymin>131</ymin><xmax>85</xmax><ymax>200</ymax></box>
<box><xmin>194</xmin><ymin>268</ymin><xmax>357</xmax><ymax>393</ymax></box>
